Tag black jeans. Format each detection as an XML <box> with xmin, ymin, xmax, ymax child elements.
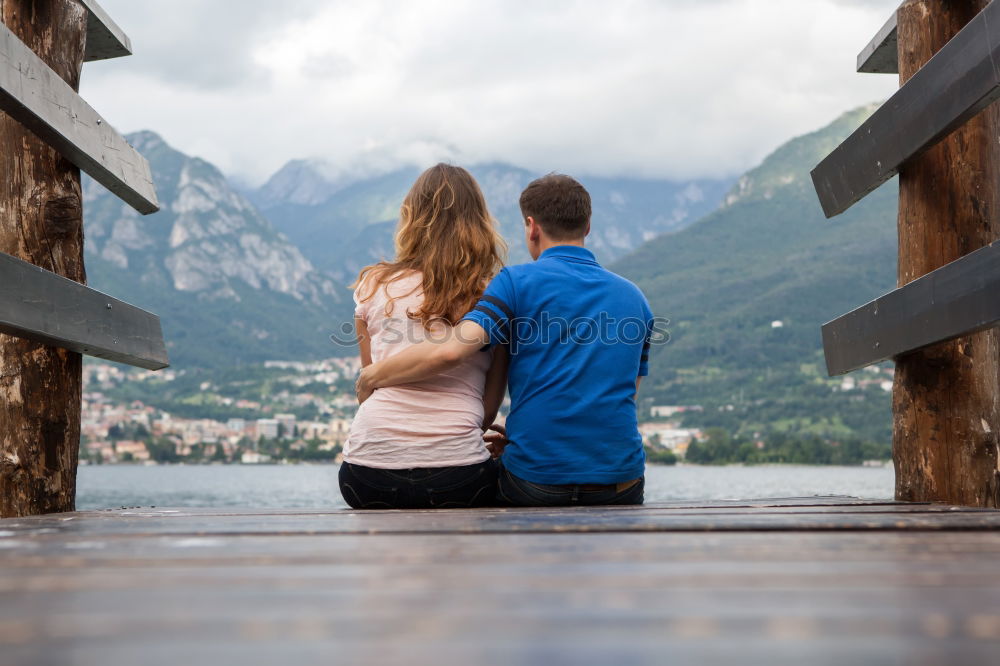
<box><xmin>338</xmin><ymin>459</ymin><xmax>498</xmax><ymax>509</ymax></box>
<box><xmin>496</xmin><ymin>461</ymin><xmax>644</xmax><ymax>507</ymax></box>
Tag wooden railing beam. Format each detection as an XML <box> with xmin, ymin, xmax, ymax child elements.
<box><xmin>0</xmin><ymin>21</ymin><xmax>158</xmax><ymax>214</ymax></box>
<box><xmin>857</xmin><ymin>8</ymin><xmax>899</xmax><ymax>74</ymax></box>
<box><xmin>79</xmin><ymin>0</ymin><xmax>132</xmax><ymax>62</ymax></box>
<box><xmin>0</xmin><ymin>252</ymin><xmax>169</xmax><ymax>371</ymax></box>
<box><xmin>812</xmin><ymin>0</ymin><xmax>1000</xmax><ymax>218</ymax></box>
<box><xmin>822</xmin><ymin>241</ymin><xmax>1000</xmax><ymax>376</ymax></box>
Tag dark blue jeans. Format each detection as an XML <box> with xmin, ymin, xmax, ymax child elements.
<box><xmin>496</xmin><ymin>461</ymin><xmax>644</xmax><ymax>507</ymax></box>
<box><xmin>338</xmin><ymin>459</ymin><xmax>498</xmax><ymax>509</ymax></box>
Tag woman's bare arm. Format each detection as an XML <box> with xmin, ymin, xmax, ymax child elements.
<box><xmin>356</xmin><ymin>320</ymin><xmax>489</xmax><ymax>402</ymax></box>
<box><xmin>356</xmin><ymin>316</ymin><xmax>373</xmax><ymax>367</ymax></box>
<box><xmin>481</xmin><ymin>345</ymin><xmax>509</xmax><ymax>430</ymax></box>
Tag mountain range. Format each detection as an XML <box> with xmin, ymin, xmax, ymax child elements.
<box><xmin>248</xmin><ymin>162</ymin><xmax>731</xmax><ymax>281</ymax></box>
<box><xmin>83</xmin><ymin>105</ymin><xmax>900</xmax><ymax>440</ymax></box>
<box><xmin>83</xmin><ymin>132</ymin><xmax>351</xmax><ymax>368</ymax></box>
<box><xmin>83</xmin><ymin>134</ymin><xmax>730</xmax><ymax>368</ymax></box>
<box><xmin>615</xmin><ymin>104</ymin><xmax>896</xmax><ymax>441</ymax></box>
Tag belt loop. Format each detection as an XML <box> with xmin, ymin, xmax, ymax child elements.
<box><xmin>571</xmin><ymin>485</ymin><xmax>579</xmax><ymax>503</ymax></box>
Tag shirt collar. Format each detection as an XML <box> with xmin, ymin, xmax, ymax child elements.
<box><xmin>539</xmin><ymin>245</ymin><xmax>599</xmax><ymax>265</ymax></box>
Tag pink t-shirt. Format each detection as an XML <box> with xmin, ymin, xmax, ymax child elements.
<box><xmin>344</xmin><ymin>270</ymin><xmax>492</xmax><ymax>469</ymax></box>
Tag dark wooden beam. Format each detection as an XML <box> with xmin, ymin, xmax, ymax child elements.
<box><xmin>811</xmin><ymin>0</ymin><xmax>1000</xmax><ymax>218</ymax></box>
<box><xmin>0</xmin><ymin>22</ymin><xmax>158</xmax><ymax>214</ymax></box>
<box><xmin>857</xmin><ymin>9</ymin><xmax>898</xmax><ymax>74</ymax></box>
<box><xmin>80</xmin><ymin>0</ymin><xmax>132</xmax><ymax>62</ymax></box>
<box><xmin>822</xmin><ymin>241</ymin><xmax>1000</xmax><ymax>376</ymax></box>
<box><xmin>0</xmin><ymin>252</ymin><xmax>169</xmax><ymax>370</ymax></box>
<box><xmin>891</xmin><ymin>0</ymin><xmax>1000</xmax><ymax>508</ymax></box>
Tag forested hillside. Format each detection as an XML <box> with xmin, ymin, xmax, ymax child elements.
<box><xmin>617</xmin><ymin>105</ymin><xmax>897</xmax><ymax>443</ymax></box>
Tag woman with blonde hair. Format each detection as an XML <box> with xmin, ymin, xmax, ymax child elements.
<box><xmin>339</xmin><ymin>164</ymin><xmax>508</xmax><ymax>509</ymax></box>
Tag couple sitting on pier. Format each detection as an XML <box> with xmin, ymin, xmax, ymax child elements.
<box><xmin>341</xmin><ymin>165</ymin><xmax>654</xmax><ymax>509</ymax></box>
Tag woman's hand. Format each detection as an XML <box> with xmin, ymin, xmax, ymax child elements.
<box><xmin>483</xmin><ymin>423</ymin><xmax>508</xmax><ymax>459</ymax></box>
<box><xmin>355</xmin><ymin>367</ymin><xmax>375</xmax><ymax>404</ymax></box>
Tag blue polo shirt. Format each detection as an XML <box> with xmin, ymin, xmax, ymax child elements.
<box><xmin>462</xmin><ymin>245</ymin><xmax>653</xmax><ymax>485</ymax></box>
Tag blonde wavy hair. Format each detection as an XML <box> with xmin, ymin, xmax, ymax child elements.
<box><xmin>354</xmin><ymin>164</ymin><xmax>506</xmax><ymax>328</ymax></box>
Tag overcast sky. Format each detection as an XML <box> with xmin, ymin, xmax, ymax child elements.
<box><xmin>82</xmin><ymin>0</ymin><xmax>900</xmax><ymax>186</ymax></box>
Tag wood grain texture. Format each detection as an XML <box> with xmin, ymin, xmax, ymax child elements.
<box><xmin>0</xmin><ymin>0</ymin><xmax>87</xmax><ymax>518</ymax></box>
<box><xmin>3</xmin><ymin>500</ymin><xmax>1000</xmax><ymax>538</ymax></box>
<box><xmin>0</xmin><ymin>251</ymin><xmax>169</xmax><ymax>369</ymax></box>
<box><xmin>0</xmin><ymin>19</ymin><xmax>158</xmax><ymax>213</ymax></box>
<box><xmin>2</xmin><ymin>500</ymin><xmax>1000</xmax><ymax>665</ymax></box>
<box><xmin>893</xmin><ymin>0</ymin><xmax>1000</xmax><ymax>508</ymax></box>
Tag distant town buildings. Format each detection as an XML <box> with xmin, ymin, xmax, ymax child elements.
<box><xmin>80</xmin><ymin>357</ymin><xmax>895</xmax><ymax>466</ymax></box>
<box><xmin>835</xmin><ymin>365</ymin><xmax>894</xmax><ymax>393</ymax></box>
<box><xmin>638</xmin><ymin>422</ymin><xmax>701</xmax><ymax>458</ymax></box>
<box><xmin>641</xmin><ymin>406</ymin><xmax>706</xmax><ymax>459</ymax></box>
<box><xmin>240</xmin><ymin>451</ymin><xmax>271</xmax><ymax>464</ymax></box>
<box><xmin>256</xmin><ymin>418</ymin><xmax>280</xmax><ymax>440</ymax></box>
<box><xmin>650</xmin><ymin>405</ymin><xmax>704</xmax><ymax>419</ymax></box>
<box><xmin>80</xmin><ymin>358</ymin><xmax>360</xmax><ymax>465</ymax></box>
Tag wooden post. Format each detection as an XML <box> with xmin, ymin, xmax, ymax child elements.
<box><xmin>893</xmin><ymin>0</ymin><xmax>1000</xmax><ymax>506</ymax></box>
<box><xmin>0</xmin><ymin>0</ymin><xmax>88</xmax><ymax>517</ymax></box>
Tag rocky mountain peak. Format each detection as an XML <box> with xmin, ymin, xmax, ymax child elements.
<box><xmin>85</xmin><ymin>132</ymin><xmax>341</xmax><ymax>307</ymax></box>
<box><xmin>254</xmin><ymin>159</ymin><xmax>348</xmax><ymax>207</ymax></box>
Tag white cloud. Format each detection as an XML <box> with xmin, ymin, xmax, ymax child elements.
<box><xmin>82</xmin><ymin>0</ymin><xmax>900</xmax><ymax>184</ymax></box>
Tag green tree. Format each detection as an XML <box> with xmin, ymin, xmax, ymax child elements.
<box><xmin>644</xmin><ymin>445</ymin><xmax>678</xmax><ymax>465</ymax></box>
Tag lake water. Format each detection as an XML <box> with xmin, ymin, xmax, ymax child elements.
<box><xmin>76</xmin><ymin>463</ymin><xmax>895</xmax><ymax>510</ymax></box>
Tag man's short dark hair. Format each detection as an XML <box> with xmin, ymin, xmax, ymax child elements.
<box><xmin>519</xmin><ymin>174</ymin><xmax>591</xmax><ymax>240</ymax></box>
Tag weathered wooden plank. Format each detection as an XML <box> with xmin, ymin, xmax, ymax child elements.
<box><xmin>857</xmin><ymin>9</ymin><xmax>898</xmax><ymax>74</ymax></box>
<box><xmin>0</xmin><ymin>21</ymin><xmax>158</xmax><ymax>214</ymax></box>
<box><xmin>80</xmin><ymin>0</ymin><xmax>132</xmax><ymax>62</ymax></box>
<box><xmin>57</xmin><ymin>496</ymin><xmax>911</xmax><ymax>515</ymax></box>
<box><xmin>0</xmin><ymin>252</ymin><xmax>169</xmax><ymax>370</ymax></box>
<box><xmin>3</xmin><ymin>547</ymin><xmax>999</xmax><ymax>666</ymax></box>
<box><xmin>4</xmin><ymin>502</ymin><xmax>1000</xmax><ymax>537</ymax></box>
<box><xmin>822</xmin><ymin>241</ymin><xmax>1000</xmax><ymax>376</ymax></box>
<box><xmin>3</xmin><ymin>510</ymin><xmax>1000</xmax><ymax>665</ymax></box>
<box><xmin>8</xmin><ymin>527</ymin><xmax>1000</xmax><ymax>567</ymax></box>
<box><xmin>811</xmin><ymin>0</ymin><xmax>1000</xmax><ymax>218</ymax></box>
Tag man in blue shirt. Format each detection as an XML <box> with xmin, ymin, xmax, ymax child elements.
<box><xmin>356</xmin><ymin>174</ymin><xmax>654</xmax><ymax>506</ymax></box>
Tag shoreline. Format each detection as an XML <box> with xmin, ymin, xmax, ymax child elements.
<box><xmin>77</xmin><ymin>460</ymin><xmax>894</xmax><ymax>469</ymax></box>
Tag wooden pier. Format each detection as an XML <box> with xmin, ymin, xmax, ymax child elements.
<box><xmin>3</xmin><ymin>497</ymin><xmax>1000</xmax><ymax>665</ymax></box>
